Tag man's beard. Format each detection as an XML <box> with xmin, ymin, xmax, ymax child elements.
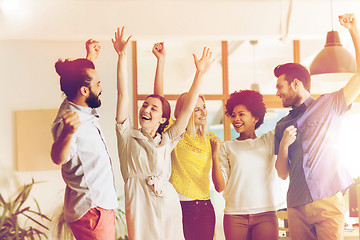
<box><xmin>86</xmin><ymin>90</ymin><xmax>101</xmax><ymax>108</ymax></box>
<box><xmin>282</xmin><ymin>90</ymin><xmax>301</xmax><ymax>108</ymax></box>
<box><xmin>283</xmin><ymin>87</ymin><xmax>301</xmax><ymax>107</ymax></box>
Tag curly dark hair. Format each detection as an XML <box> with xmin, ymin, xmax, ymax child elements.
<box><xmin>225</xmin><ymin>90</ymin><xmax>266</xmax><ymax>130</ymax></box>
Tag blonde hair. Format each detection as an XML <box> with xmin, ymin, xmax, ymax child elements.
<box><xmin>174</xmin><ymin>93</ymin><xmax>208</xmax><ymax>139</ymax></box>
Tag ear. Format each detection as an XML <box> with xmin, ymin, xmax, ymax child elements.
<box><xmin>80</xmin><ymin>86</ymin><xmax>89</xmax><ymax>97</ymax></box>
<box><xmin>254</xmin><ymin>117</ymin><xmax>259</xmax><ymax>124</ymax></box>
<box><xmin>293</xmin><ymin>78</ymin><xmax>304</xmax><ymax>90</ymax></box>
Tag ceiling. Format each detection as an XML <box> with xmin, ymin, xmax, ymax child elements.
<box><xmin>1</xmin><ymin>0</ymin><xmax>358</xmax><ymax>94</ymax></box>
<box><xmin>1</xmin><ymin>0</ymin><xmax>360</xmax><ymax>41</ymax></box>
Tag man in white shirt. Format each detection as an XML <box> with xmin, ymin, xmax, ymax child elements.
<box><xmin>51</xmin><ymin>40</ymin><xmax>118</xmax><ymax>240</ymax></box>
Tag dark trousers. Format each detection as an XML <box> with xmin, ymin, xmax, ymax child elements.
<box><xmin>180</xmin><ymin>200</ymin><xmax>216</xmax><ymax>240</ymax></box>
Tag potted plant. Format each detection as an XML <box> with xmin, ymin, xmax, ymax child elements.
<box><xmin>0</xmin><ymin>179</ymin><xmax>51</xmax><ymax>240</ymax></box>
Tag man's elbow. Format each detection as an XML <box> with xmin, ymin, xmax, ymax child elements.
<box><xmin>50</xmin><ymin>148</ymin><xmax>63</xmax><ymax>165</ymax></box>
<box><xmin>50</xmin><ymin>154</ymin><xmax>62</xmax><ymax>165</ymax></box>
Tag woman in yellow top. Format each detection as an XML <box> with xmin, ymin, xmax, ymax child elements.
<box><xmin>153</xmin><ymin>42</ymin><xmax>216</xmax><ymax>240</ymax></box>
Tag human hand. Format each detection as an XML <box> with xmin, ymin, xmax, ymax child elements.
<box><xmin>193</xmin><ymin>47</ymin><xmax>215</xmax><ymax>74</ymax></box>
<box><xmin>152</xmin><ymin>42</ymin><xmax>166</xmax><ymax>60</ymax></box>
<box><xmin>62</xmin><ymin>110</ymin><xmax>81</xmax><ymax>135</ymax></box>
<box><xmin>112</xmin><ymin>27</ymin><xmax>132</xmax><ymax>56</ymax></box>
<box><xmin>86</xmin><ymin>39</ymin><xmax>101</xmax><ymax>62</ymax></box>
<box><xmin>339</xmin><ymin>13</ymin><xmax>357</xmax><ymax>31</ymax></box>
<box><xmin>280</xmin><ymin>125</ymin><xmax>297</xmax><ymax>148</ymax></box>
<box><xmin>210</xmin><ymin>137</ymin><xmax>222</xmax><ymax>156</ymax></box>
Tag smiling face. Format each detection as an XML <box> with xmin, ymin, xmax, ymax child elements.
<box><xmin>85</xmin><ymin>69</ymin><xmax>103</xmax><ymax>108</ymax></box>
<box><xmin>230</xmin><ymin>104</ymin><xmax>258</xmax><ymax>136</ymax></box>
<box><xmin>139</xmin><ymin>97</ymin><xmax>166</xmax><ymax>135</ymax></box>
<box><xmin>276</xmin><ymin>74</ymin><xmax>301</xmax><ymax>107</ymax></box>
<box><xmin>193</xmin><ymin>97</ymin><xmax>207</xmax><ymax>127</ymax></box>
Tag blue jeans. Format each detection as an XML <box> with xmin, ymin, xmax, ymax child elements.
<box><xmin>180</xmin><ymin>200</ymin><xmax>216</xmax><ymax>240</ymax></box>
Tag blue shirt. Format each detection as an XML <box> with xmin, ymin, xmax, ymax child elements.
<box><xmin>275</xmin><ymin>89</ymin><xmax>354</xmax><ymax>208</ymax></box>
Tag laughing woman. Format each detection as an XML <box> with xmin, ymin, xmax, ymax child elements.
<box><xmin>210</xmin><ymin>90</ymin><xmax>287</xmax><ymax>240</ymax></box>
<box><xmin>113</xmin><ymin>28</ymin><xmax>214</xmax><ymax>240</ymax></box>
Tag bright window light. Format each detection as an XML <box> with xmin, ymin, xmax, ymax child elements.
<box><xmin>1</xmin><ymin>0</ymin><xmax>20</xmax><ymax>12</ymax></box>
<box><xmin>339</xmin><ymin>107</ymin><xmax>360</xmax><ymax>178</ymax></box>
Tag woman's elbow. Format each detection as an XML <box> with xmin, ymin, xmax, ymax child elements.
<box><xmin>214</xmin><ymin>184</ymin><xmax>224</xmax><ymax>193</ymax></box>
<box><xmin>277</xmin><ymin>171</ymin><xmax>289</xmax><ymax>180</ymax></box>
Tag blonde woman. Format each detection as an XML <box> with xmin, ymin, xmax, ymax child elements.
<box><xmin>153</xmin><ymin>42</ymin><xmax>217</xmax><ymax>240</ymax></box>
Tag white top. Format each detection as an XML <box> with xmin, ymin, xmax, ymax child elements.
<box><xmin>116</xmin><ymin>118</ymin><xmax>184</xmax><ymax>240</ymax></box>
<box><xmin>51</xmin><ymin>99</ymin><xmax>118</xmax><ymax>222</ymax></box>
<box><xmin>219</xmin><ymin>130</ymin><xmax>288</xmax><ymax>215</ymax></box>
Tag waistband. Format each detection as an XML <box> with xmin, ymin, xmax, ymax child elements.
<box><xmin>180</xmin><ymin>199</ymin><xmax>212</xmax><ymax>206</ymax></box>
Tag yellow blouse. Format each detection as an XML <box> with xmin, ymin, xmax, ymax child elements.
<box><xmin>169</xmin><ymin>119</ymin><xmax>215</xmax><ymax>200</ymax></box>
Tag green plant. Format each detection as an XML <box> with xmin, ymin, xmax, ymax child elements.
<box><xmin>115</xmin><ymin>202</ymin><xmax>128</xmax><ymax>240</ymax></box>
<box><xmin>0</xmin><ymin>179</ymin><xmax>51</xmax><ymax>240</ymax></box>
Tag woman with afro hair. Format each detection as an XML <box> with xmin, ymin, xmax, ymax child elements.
<box><xmin>210</xmin><ymin>90</ymin><xmax>287</xmax><ymax>240</ymax></box>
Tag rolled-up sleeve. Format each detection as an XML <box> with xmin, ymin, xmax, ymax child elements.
<box><xmin>115</xmin><ymin>118</ymin><xmax>132</xmax><ymax>181</ymax></box>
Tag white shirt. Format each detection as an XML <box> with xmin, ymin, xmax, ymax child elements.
<box><xmin>52</xmin><ymin>99</ymin><xmax>118</xmax><ymax>222</ymax></box>
<box><xmin>219</xmin><ymin>130</ymin><xmax>288</xmax><ymax>215</ymax></box>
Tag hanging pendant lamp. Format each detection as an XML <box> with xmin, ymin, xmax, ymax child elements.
<box><xmin>309</xmin><ymin>0</ymin><xmax>356</xmax><ymax>75</ymax></box>
<box><xmin>249</xmin><ymin>40</ymin><xmax>260</xmax><ymax>92</ymax></box>
<box><xmin>309</xmin><ymin>30</ymin><xmax>356</xmax><ymax>75</ymax></box>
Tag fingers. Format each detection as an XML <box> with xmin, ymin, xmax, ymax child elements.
<box><xmin>192</xmin><ymin>53</ymin><xmax>198</xmax><ymax>62</ymax></box>
<box><xmin>120</xmin><ymin>26</ymin><xmax>125</xmax><ymax>40</ymax></box>
<box><xmin>153</xmin><ymin>42</ymin><xmax>164</xmax><ymax>52</ymax></box>
<box><xmin>210</xmin><ymin>137</ymin><xmax>223</xmax><ymax>148</ymax></box>
<box><xmin>86</xmin><ymin>39</ymin><xmax>101</xmax><ymax>52</ymax></box>
<box><xmin>112</xmin><ymin>26</ymin><xmax>132</xmax><ymax>53</ymax></box>
<box><xmin>62</xmin><ymin>111</ymin><xmax>81</xmax><ymax>134</ymax></box>
<box><xmin>125</xmin><ymin>34</ymin><xmax>133</xmax><ymax>44</ymax></box>
<box><xmin>339</xmin><ymin>13</ymin><xmax>356</xmax><ymax>26</ymax></box>
<box><xmin>285</xmin><ymin>125</ymin><xmax>297</xmax><ymax>141</ymax></box>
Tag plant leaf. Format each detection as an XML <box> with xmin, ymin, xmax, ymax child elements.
<box><xmin>22</xmin><ymin>213</ymin><xmax>49</xmax><ymax>230</ymax></box>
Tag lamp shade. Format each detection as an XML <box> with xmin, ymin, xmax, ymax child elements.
<box><xmin>309</xmin><ymin>31</ymin><xmax>356</xmax><ymax>75</ymax></box>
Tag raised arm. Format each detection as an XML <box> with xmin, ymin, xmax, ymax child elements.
<box><xmin>210</xmin><ymin>137</ymin><xmax>225</xmax><ymax>192</ymax></box>
<box><xmin>51</xmin><ymin>111</ymin><xmax>81</xmax><ymax>165</ymax></box>
<box><xmin>275</xmin><ymin>125</ymin><xmax>296</xmax><ymax>180</ymax></box>
<box><xmin>339</xmin><ymin>13</ymin><xmax>360</xmax><ymax>106</ymax></box>
<box><xmin>86</xmin><ymin>39</ymin><xmax>101</xmax><ymax>63</ymax></box>
<box><xmin>174</xmin><ymin>47</ymin><xmax>214</xmax><ymax>134</ymax></box>
<box><xmin>153</xmin><ymin>42</ymin><xmax>166</xmax><ymax>96</ymax></box>
<box><xmin>112</xmin><ymin>27</ymin><xmax>132</xmax><ymax>124</ymax></box>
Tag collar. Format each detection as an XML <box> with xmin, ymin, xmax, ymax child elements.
<box><xmin>139</xmin><ymin>127</ymin><xmax>161</xmax><ymax>145</ymax></box>
<box><xmin>289</xmin><ymin>96</ymin><xmax>314</xmax><ymax>117</ymax></box>
<box><xmin>67</xmin><ymin>99</ymin><xmax>99</xmax><ymax>118</ymax></box>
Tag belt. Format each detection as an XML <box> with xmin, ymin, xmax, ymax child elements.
<box><xmin>180</xmin><ymin>199</ymin><xmax>212</xmax><ymax>206</ymax></box>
